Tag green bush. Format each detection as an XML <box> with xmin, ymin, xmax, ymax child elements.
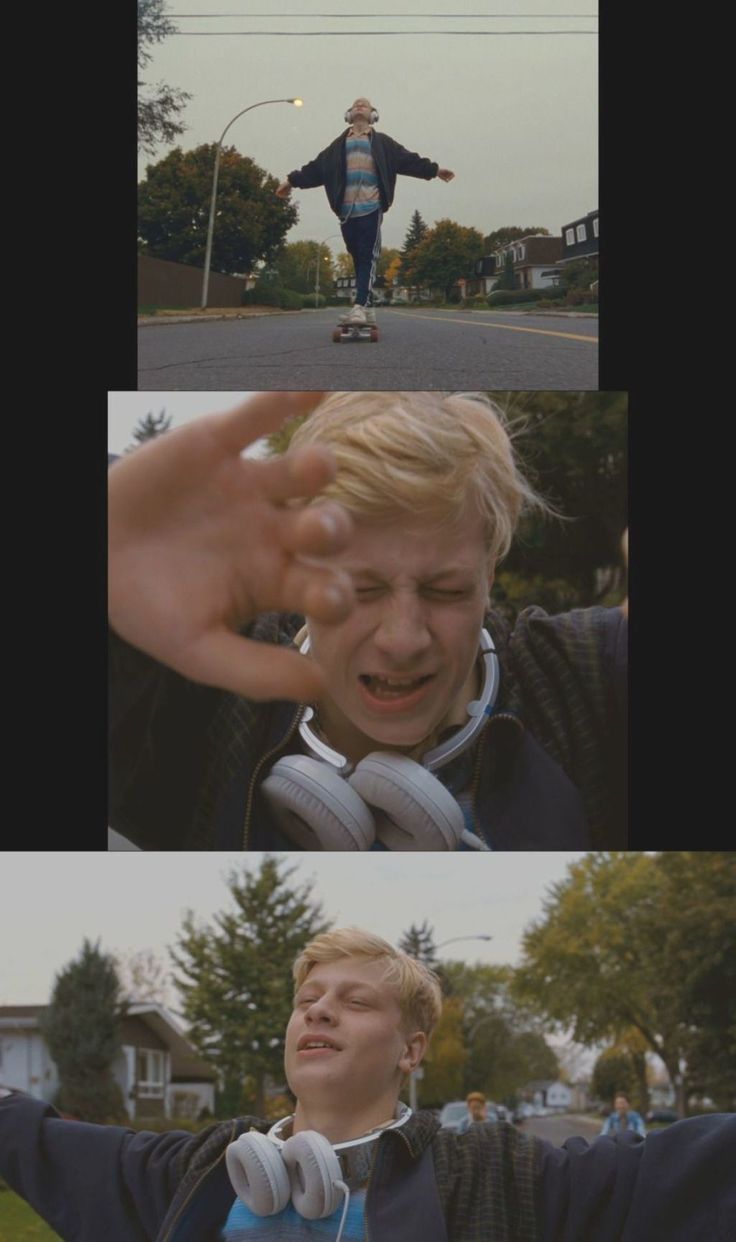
<box><xmin>300</xmin><ymin>293</ymin><xmax>327</xmax><ymax>309</ymax></box>
<box><xmin>240</xmin><ymin>286</ymin><xmax>303</xmax><ymax>309</ymax></box>
<box><xmin>487</xmin><ymin>289</ymin><xmax>539</xmax><ymax>307</ymax></box>
<box><xmin>566</xmin><ymin>287</ymin><xmax>598</xmax><ymax>305</ymax></box>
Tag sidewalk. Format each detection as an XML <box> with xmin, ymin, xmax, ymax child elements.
<box><xmin>138</xmin><ymin>306</ymin><xmax>297</xmax><ymax>326</ymax></box>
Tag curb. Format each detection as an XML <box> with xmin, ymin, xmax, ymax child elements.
<box><xmin>137</xmin><ymin>309</ymin><xmax>297</xmax><ymax>326</ymax></box>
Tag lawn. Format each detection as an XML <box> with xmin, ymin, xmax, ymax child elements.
<box><xmin>0</xmin><ymin>1188</ymin><xmax>61</xmax><ymax>1240</ymax></box>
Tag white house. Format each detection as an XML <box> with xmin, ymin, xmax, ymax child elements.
<box><xmin>0</xmin><ymin>1003</ymin><xmax>217</xmax><ymax>1121</ymax></box>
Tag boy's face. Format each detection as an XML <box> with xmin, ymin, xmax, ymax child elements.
<box><xmin>285</xmin><ymin>957</ymin><xmax>424</xmax><ymax>1106</ymax></box>
<box><xmin>468</xmin><ymin>1098</ymin><xmax>486</xmax><ymax>1121</ymax></box>
<box><xmin>307</xmin><ymin>514</ymin><xmax>491</xmax><ymax>757</ymax></box>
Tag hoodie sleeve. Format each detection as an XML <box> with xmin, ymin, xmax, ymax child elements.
<box><xmin>535</xmin><ymin>1114</ymin><xmax>736</xmax><ymax>1242</ymax></box>
<box><xmin>287</xmin><ymin>145</ymin><xmax>330</xmax><ymax>188</ymax></box>
<box><xmin>0</xmin><ymin>1091</ymin><xmax>197</xmax><ymax>1242</ymax></box>
<box><xmin>386</xmin><ymin>136</ymin><xmax>438</xmax><ymax>179</ymax></box>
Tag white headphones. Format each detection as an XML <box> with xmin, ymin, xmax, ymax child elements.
<box><xmin>345</xmin><ymin>104</ymin><xmax>379</xmax><ymax>124</ymax></box>
<box><xmin>225</xmin><ymin>1106</ymin><xmax>411</xmax><ymax>1241</ymax></box>
<box><xmin>261</xmin><ymin>630</ymin><xmax>499</xmax><ymax>851</ymax></box>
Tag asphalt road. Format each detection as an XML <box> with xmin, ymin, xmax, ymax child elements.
<box><xmin>522</xmin><ymin>1114</ymin><xmax>602</xmax><ymax>1146</ymax></box>
<box><xmin>137</xmin><ymin>307</ymin><xmax>598</xmax><ymax>392</ymax></box>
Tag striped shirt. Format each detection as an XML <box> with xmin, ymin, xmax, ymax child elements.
<box><xmin>221</xmin><ymin>1189</ymin><xmax>366</xmax><ymax>1239</ymax></box>
<box><xmin>341</xmin><ymin>134</ymin><xmax>380</xmax><ymax>219</ymax></box>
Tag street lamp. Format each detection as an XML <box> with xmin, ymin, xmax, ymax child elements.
<box><xmin>314</xmin><ymin>233</ymin><xmax>341</xmax><ymax>308</ymax></box>
<box><xmin>201</xmin><ymin>97</ymin><xmax>303</xmax><ymax>309</ymax></box>
<box><xmin>436</xmin><ymin>935</ymin><xmax>492</xmax><ymax>951</ymax></box>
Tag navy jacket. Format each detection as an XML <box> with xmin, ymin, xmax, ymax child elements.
<box><xmin>287</xmin><ymin>129</ymin><xmax>439</xmax><ymax>216</ymax></box>
<box><xmin>109</xmin><ymin>607</ymin><xmax>627</xmax><ymax>851</ymax></box>
<box><xmin>1</xmin><ymin>1093</ymin><xmax>735</xmax><ymax>1241</ymax></box>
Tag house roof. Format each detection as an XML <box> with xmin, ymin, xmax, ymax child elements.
<box><xmin>0</xmin><ymin>1003</ymin><xmax>216</xmax><ymax>1083</ymax></box>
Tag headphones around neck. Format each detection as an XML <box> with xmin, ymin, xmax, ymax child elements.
<box><xmin>260</xmin><ymin>629</ymin><xmax>499</xmax><ymax>851</ymax></box>
<box><xmin>225</xmin><ymin>1106</ymin><xmax>411</xmax><ymax>1240</ymax></box>
<box><xmin>345</xmin><ymin>104</ymin><xmax>379</xmax><ymax>124</ymax></box>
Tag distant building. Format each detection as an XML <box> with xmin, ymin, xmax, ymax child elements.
<box><xmin>0</xmin><ymin>1003</ymin><xmax>217</xmax><ymax>1121</ymax></box>
<box><xmin>471</xmin><ymin>235</ymin><xmax>563</xmax><ymax>295</ymax></box>
<box><xmin>560</xmin><ymin>209</ymin><xmax>599</xmax><ymax>266</ymax></box>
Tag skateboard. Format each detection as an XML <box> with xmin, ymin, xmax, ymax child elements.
<box><xmin>332</xmin><ymin>320</ymin><xmax>379</xmax><ymax>343</ymax></box>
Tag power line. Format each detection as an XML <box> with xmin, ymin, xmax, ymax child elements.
<box><xmin>169</xmin><ymin>12</ymin><xmax>598</xmax><ymax>16</ymax></box>
<box><xmin>171</xmin><ymin>30</ymin><xmax>597</xmax><ymax>36</ymax></box>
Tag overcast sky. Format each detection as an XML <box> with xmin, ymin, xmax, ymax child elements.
<box><xmin>0</xmin><ymin>851</ymin><xmax>581</xmax><ymax>1007</ymax></box>
<box><xmin>139</xmin><ymin>0</ymin><xmax>598</xmax><ymax>256</ymax></box>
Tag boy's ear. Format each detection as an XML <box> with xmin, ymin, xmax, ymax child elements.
<box><xmin>399</xmin><ymin>1031</ymin><xmax>427</xmax><ymax>1076</ymax></box>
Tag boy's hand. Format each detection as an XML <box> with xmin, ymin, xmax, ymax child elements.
<box><xmin>108</xmin><ymin>392</ymin><xmax>355</xmax><ymax>703</ymax></box>
<box><xmin>275</xmin><ymin>180</ymin><xmax>292</xmax><ymax>198</ymax></box>
<box><xmin>437</xmin><ymin>168</ymin><xmax>455</xmax><ymax>182</ymax></box>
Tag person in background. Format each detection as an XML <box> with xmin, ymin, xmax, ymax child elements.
<box><xmin>457</xmin><ymin>1091</ymin><xmax>489</xmax><ymax>1133</ymax></box>
<box><xmin>600</xmin><ymin>1092</ymin><xmax>647</xmax><ymax>1138</ymax></box>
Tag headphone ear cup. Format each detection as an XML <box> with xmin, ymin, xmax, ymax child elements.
<box><xmin>282</xmin><ymin>1131</ymin><xmax>344</xmax><ymax>1219</ymax></box>
<box><xmin>261</xmin><ymin>755</ymin><xmax>375</xmax><ymax>850</ymax></box>
<box><xmin>225</xmin><ymin>1132</ymin><xmax>291</xmax><ymax>1216</ymax></box>
<box><xmin>371</xmin><ymin>109</ymin><xmax>379</xmax><ymax>123</ymax></box>
<box><xmin>348</xmin><ymin>753</ymin><xmax>465</xmax><ymax>851</ymax></box>
<box><xmin>344</xmin><ymin>108</ymin><xmax>352</xmax><ymax>123</ymax></box>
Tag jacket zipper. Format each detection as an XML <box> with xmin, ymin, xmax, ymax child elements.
<box><xmin>160</xmin><ymin>1119</ymin><xmax>238</xmax><ymax>1242</ymax></box>
<box><xmin>241</xmin><ymin>705</ymin><xmax>305</xmax><ymax>849</ymax></box>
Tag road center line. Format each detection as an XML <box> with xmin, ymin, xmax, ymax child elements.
<box><xmin>389</xmin><ymin>310</ymin><xmax>597</xmax><ymax>344</ymax></box>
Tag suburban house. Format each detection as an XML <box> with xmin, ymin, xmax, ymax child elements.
<box><xmin>524</xmin><ymin>1079</ymin><xmax>573</xmax><ymax>1112</ymax></box>
<box><xmin>560</xmin><ymin>209</ymin><xmax>599</xmax><ymax>267</ymax></box>
<box><xmin>334</xmin><ymin>275</ymin><xmax>389</xmax><ymax>304</ymax></box>
<box><xmin>0</xmin><ymin>1003</ymin><xmax>217</xmax><ymax>1121</ymax></box>
<box><xmin>472</xmin><ymin>235</ymin><xmax>564</xmax><ymax>295</ymax></box>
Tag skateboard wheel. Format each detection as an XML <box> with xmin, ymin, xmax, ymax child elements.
<box><xmin>332</xmin><ymin>330</ymin><xmax>341</xmax><ymax>342</ymax></box>
<box><xmin>370</xmin><ymin>328</ymin><xmax>379</xmax><ymax>342</ymax></box>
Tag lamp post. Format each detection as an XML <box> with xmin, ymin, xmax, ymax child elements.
<box><xmin>409</xmin><ymin>935</ymin><xmax>493</xmax><ymax>1109</ymax></box>
<box><xmin>200</xmin><ymin>97</ymin><xmax>303</xmax><ymax>309</ymax></box>
<box><xmin>315</xmin><ymin>232</ymin><xmax>341</xmax><ymax>308</ymax></box>
<box><xmin>435</xmin><ymin>935</ymin><xmax>492</xmax><ymax>951</ymax></box>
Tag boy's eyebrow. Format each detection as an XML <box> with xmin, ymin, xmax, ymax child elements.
<box><xmin>296</xmin><ymin>977</ymin><xmax>384</xmax><ymax>998</ymax></box>
<box><xmin>347</xmin><ymin>565</ymin><xmax>476</xmax><ymax>583</ymax></box>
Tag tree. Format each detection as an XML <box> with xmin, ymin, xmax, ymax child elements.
<box><xmin>171</xmin><ymin>857</ymin><xmax>330</xmax><ymax>1116</ymax></box>
<box><xmin>402</xmin><ymin>219</ymin><xmax>484</xmax><ymax>300</ymax></box>
<box><xmin>592</xmin><ymin>1047</ymin><xmax>640</xmax><ymax>1110</ymax></box>
<box><xmin>398</xmin><ymin>921</ymin><xmax>439</xmax><ymax>968</ymax></box>
<box><xmin>271</xmin><ymin>241</ymin><xmax>335</xmax><ymax>294</ymax></box>
<box><xmin>494</xmin><ymin>250</ymin><xmax>518</xmax><ymax>292</ymax></box>
<box><xmin>512</xmin><ymin>853</ymin><xmax>736</xmax><ymax>1116</ymax></box>
<box><xmin>113</xmin><ymin>947</ymin><xmax>175</xmax><ymax>1008</ymax></box>
<box><xmin>400</xmin><ymin>210</ymin><xmax>428</xmax><ymax>255</ymax></box>
<box><xmin>333</xmin><ymin>252</ymin><xmax>354</xmax><ymax>279</ymax></box>
<box><xmin>483</xmin><ymin>226</ymin><xmax>550</xmax><ymax>252</ymax></box>
<box><xmin>442</xmin><ymin>962</ymin><xmax>558</xmax><ymax>1104</ymax></box>
<box><xmin>40</xmin><ymin>940</ymin><xmax>127</xmax><ymax>1123</ymax></box>
<box><xmin>126</xmin><ymin>410</ymin><xmax>172</xmax><ymax>452</ymax></box>
<box><xmin>377</xmin><ymin>247</ymin><xmax>401</xmax><ymax>280</ymax></box>
<box><xmin>420</xmin><ymin>995</ymin><xmax>468</xmax><ymax>1105</ymax></box>
<box><xmin>138</xmin><ymin>0</ymin><xmax>191</xmax><ymax>156</ymax></box>
<box><xmin>399</xmin><ymin>210</ymin><xmax>429</xmax><ymax>285</ymax></box>
<box><xmin>489</xmin><ymin>389</ymin><xmax>628</xmax><ymax>617</ymax></box>
<box><xmin>138</xmin><ymin>145</ymin><xmax>298</xmax><ymax>274</ymax></box>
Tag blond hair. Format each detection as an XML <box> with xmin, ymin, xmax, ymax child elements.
<box><xmin>293</xmin><ymin>927</ymin><xmax>443</xmax><ymax>1039</ymax></box>
<box><xmin>287</xmin><ymin>391</ymin><xmax>548</xmax><ymax>568</ymax></box>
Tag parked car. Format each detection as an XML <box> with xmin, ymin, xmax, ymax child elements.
<box><xmin>646</xmin><ymin>1108</ymin><xmax>679</xmax><ymax>1125</ymax></box>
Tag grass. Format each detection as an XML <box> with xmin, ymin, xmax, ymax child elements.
<box><xmin>0</xmin><ymin>1189</ymin><xmax>61</xmax><ymax>1241</ymax></box>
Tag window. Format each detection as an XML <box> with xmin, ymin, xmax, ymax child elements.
<box><xmin>576</xmin><ymin>223</ymin><xmax>587</xmax><ymax>242</ymax></box>
<box><xmin>137</xmin><ymin>1049</ymin><xmax>165</xmax><ymax>1097</ymax></box>
<box><xmin>518</xmin><ymin>244</ymin><xmax>525</xmax><ymax>260</ymax></box>
<box><xmin>565</xmin><ymin>228</ymin><xmax>575</xmax><ymax>246</ymax></box>
<box><xmin>593</xmin><ymin>216</ymin><xmax>599</xmax><ymax>237</ymax></box>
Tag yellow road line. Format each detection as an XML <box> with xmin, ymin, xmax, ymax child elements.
<box><xmin>389</xmin><ymin>309</ymin><xmax>597</xmax><ymax>344</ymax></box>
